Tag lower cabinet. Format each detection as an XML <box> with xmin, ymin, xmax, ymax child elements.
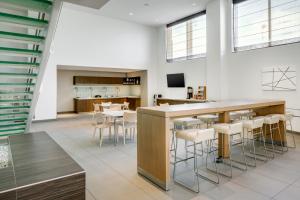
<box><xmin>74</xmin><ymin>98</ymin><xmax>141</xmax><ymax>113</ymax></box>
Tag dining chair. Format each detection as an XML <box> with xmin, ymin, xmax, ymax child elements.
<box><xmin>93</xmin><ymin>113</ymin><xmax>113</xmax><ymax>147</ymax></box>
<box><xmin>116</xmin><ymin>111</ymin><xmax>137</xmax><ymax>144</ymax></box>
<box><xmin>123</xmin><ymin>102</ymin><xmax>130</xmax><ymax>110</ymax></box>
<box><xmin>100</xmin><ymin>102</ymin><xmax>112</xmax><ymax>111</ymax></box>
<box><xmin>92</xmin><ymin>103</ymin><xmax>101</xmax><ymax>119</ymax></box>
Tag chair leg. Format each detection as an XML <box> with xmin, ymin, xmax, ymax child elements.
<box><xmin>260</xmin><ymin>127</ymin><xmax>269</xmax><ymax>161</ymax></box>
<box><xmin>269</xmin><ymin>125</ymin><xmax>275</xmax><ymax>158</ymax></box>
<box><xmin>277</xmin><ymin>123</ymin><xmax>285</xmax><ymax>153</ymax></box>
<box><xmin>241</xmin><ymin>133</ymin><xmax>248</xmax><ymax>169</ymax></box>
<box><xmin>173</xmin><ymin>138</ymin><xmax>178</xmax><ymax>179</ymax></box>
<box><xmin>194</xmin><ymin>142</ymin><xmax>200</xmax><ymax>193</ymax></box>
<box><xmin>93</xmin><ymin>127</ymin><xmax>97</xmax><ymax>138</ymax></box>
<box><xmin>289</xmin><ymin>120</ymin><xmax>296</xmax><ymax>148</ymax></box>
<box><xmin>99</xmin><ymin>128</ymin><xmax>103</xmax><ymax>148</ymax></box>
<box><xmin>109</xmin><ymin>126</ymin><xmax>112</xmax><ymax>140</ymax></box>
<box><xmin>123</xmin><ymin>126</ymin><xmax>126</xmax><ymax>145</ymax></box>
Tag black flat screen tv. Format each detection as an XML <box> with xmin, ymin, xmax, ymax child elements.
<box><xmin>167</xmin><ymin>73</ymin><xmax>185</xmax><ymax>88</ymax></box>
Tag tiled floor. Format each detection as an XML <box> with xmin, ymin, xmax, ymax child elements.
<box><xmin>30</xmin><ymin>114</ymin><xmax>300</xmax><ymax>200</ymax></box>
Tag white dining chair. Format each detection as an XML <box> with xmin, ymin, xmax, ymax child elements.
<box><xmin>92</xmin><ymin>103</ymin><xmax>101</xmax><ymax>119</ymax></box>
<box><xmin>93</xmin><ymin>113</ymin><xmax>113</xmax><ymax>147</ymax></box>
<box><xmin>116</xmin><ymin>111</ymin><xmax>137</xmax><ymax>144</ymax></box>
<box><xmin>123</xmin><ymin>102</ymin><xmax>130</xmax><ymax>110</ymax></box>
<box><xmin>109</xmin><ymin>104</ymin><xmax>122</xmax><ymax>111</ymax></box>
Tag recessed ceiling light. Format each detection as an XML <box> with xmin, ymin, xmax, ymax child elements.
<box><xmin>192</xmin><ymin>3</ymin><xmax>197</xmax><ymax>6</ymax></box>
<box><xmin>144</xmin><ymin>3</ymin><xmax>150</xmax><ymax>6</ymax></box>
<box><xmin>129</xmin><ymin>12</ymin><xmax>134</xmax><ymax>16</ymax></box>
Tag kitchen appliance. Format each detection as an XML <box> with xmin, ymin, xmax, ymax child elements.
<box><xmin>153</xmin><ymin>94</ymin><xmax>162</xmax><ymax>105</ymax></box>
<box><xmin>187</xmin><ymin>87</ymin><xmax>193</xmax><ymax>99</ymax></box>
<box><xmin>94</xmin><ymin>95</ymin><xmax>102</xmax><ymax>98</ymax></box>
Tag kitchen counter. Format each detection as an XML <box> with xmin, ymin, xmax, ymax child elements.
<box><xmin>74</xmin><ymin>96</ymin><xmax>141</xmax><ymax>112</ymax></box>
<box><xmin>0</xmin><ymin>132</ymin><xmax>85</xmax><ymax>200</ymax></box>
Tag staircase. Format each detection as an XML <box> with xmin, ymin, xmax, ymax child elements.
<box><xmin>0</xmin><ymin>0</ymin><xmax>59</xmax><ymax>137</ymax></box>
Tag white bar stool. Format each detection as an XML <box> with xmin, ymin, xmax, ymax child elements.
<box><xmin>213</xmin><ymin>122</ymin><xmax>248</xmax><ymax>178</ymax></box>
<box><xmin>242</xmin><ymin>117</ymin><xmax>268</xmax><ymax>166</ymax></box>
<box><xmin>263</xmin><ymin>115</ymin><xmax>284</xmax><ymax>158</ymax></box>
<box><xmin>173</xmin><ymin>128</ymin><xmax>219</xmax><ymax>193</ymax></box>
<box><xmin>272</xmin><ymin>113</ymin><xmax>296</xmax><ymax>149</ymax></box>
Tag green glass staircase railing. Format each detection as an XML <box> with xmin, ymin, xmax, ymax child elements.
<box><xmin>0</xmin><ymin>0</ymin><xmax>53</xmax><ymax>13</ymax></box>
<box><xmin>0</xmin><ymin>72</ymin><xmax>38</xmax><ymax>78</ymax></box>
<box><xmin>0</xmin><ymin>122</ymin><xmax>27</xmax><ymax>128</ymax></box>
<box><xmin>0</xmin><ymin>12</ymin><xmax>48</xmax><ymax>28</ymax></box>
<box><xmin>0</xmin><ymin>47</ymin><xmax>42</xmax><ymax>57</ymax></box>
<box><xmin>0</xmin><ymin>61</ymin><xmax>39</xmax><ymax>68</ymax></box>
<box><xmin>0</xmin><ymin>31</ymin><xmax>45</xmax><ymax>44</ymax></box>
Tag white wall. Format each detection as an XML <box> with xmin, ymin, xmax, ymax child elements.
<box><xmin>156</xmin><ymin>27</ymin><xmax>207</xmax><ymax>99</ymax></box>
<box><xmin>34</xmin><ymin>3</ymin><xmax>158</xmax><ymax>120</ymax></box>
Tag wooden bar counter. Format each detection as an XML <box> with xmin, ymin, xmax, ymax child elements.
<box><xmin>137</xmin><ymin>99</ymin><xmax>285</xmax><ymax>190</ymax></box>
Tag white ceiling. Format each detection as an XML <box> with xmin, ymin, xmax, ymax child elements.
<box><xmin>98</xmin><ymin>0</ymin><xmax>211</xmax><ymax>26</ymax></box>
<box><xmin>63</xmin><ymin>0</ymin><xmax>110</xmax><ymax>9</ymax></box>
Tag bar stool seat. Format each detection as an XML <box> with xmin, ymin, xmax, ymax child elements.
<box><xmin>176</xmin><ymin>128</ymin><xmax>215</xmax><ymax>143</ymax></box>
<box><xmin>198</xmin><ymin>114</ymin><xmax>218</xmax><ymax>128</ymax></box>
<box><xmin>243</xmin><ymin>116</ymin><xmax>265</xmax><ymax>130</ymax></box>
<box><xmin>213</xmin><ymin>122</ymin><xmax>243</xmax><ymax>135</ymax></box>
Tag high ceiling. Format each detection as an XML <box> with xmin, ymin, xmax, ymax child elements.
<box><xmin>98</xmin><ymin>0</ymin><xmax>211</xmax><ymax>26</ymax></box>
<box><xmin>63</xmin><ymin>0</ymin><xmax>110</xmax><ymax>9</ymax></box>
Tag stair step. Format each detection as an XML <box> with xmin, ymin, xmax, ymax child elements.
<box><xmin>0</xmin><ymin>31</ymin><xmax>45</xmax><ymax>44</ymax></box>
<box><xmin>0</xmin><ymin>12</ymin><xmax>48</xmax><ymax>29</ymax></box>
<box><xmin>0</xmin><ymin>117</ymin><xmax>27</xmax><ymax>122</ymax></box>
<box><xmin>0</xmin><ymin>99</ymin><xmax>31</xmax><ymax>103</ymax></box>
<box><xmin>0</xmin><ymin>0</ymin><xmax>53</xmax><ymax>13</ymax></box>
<box><xmin>0</xmin><ymin>61</ymin><xmax>39</xmax><ymax>68</ymax></box>
<box><xmin>0</xmin><ymin>83</ymin><xmax>35</xmax><ymax>87</ymax></box>
<box><xmin>0</xmin><ymin>91</ymin><xmax>33</xmax><ymax>95</ymax></box>
<box><xmin>0</xmin><ymin>122</ymin><xmax>26</xmax><ymax>128</ymax></box>
<box><xmin>0</xmin><ymin>128</ymin><xmax>25</xmax><ymax>136</ymax></box>
<box><xmin>0</xmin><ymin>106</ymin><xmax>30</xmax><ymax>109</ymax></box>
<box><xmin>0</xmin><ymin>72</ymin><xmax>38</xmax><ymax>78</ymax></box>
<box><xmin>0</xmin><ymin>112</ymin><xmax>28</xmax><ymax>116</ymax></box>
<box><xmin>0</xmin><ymin>47</ymin><xmax>42</xmax><ymax>57</ymax></box>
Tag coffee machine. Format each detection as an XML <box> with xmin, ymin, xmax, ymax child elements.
<box><xmin>187</xmin><ymin>87</ymin><xmax>193</xmax><ymax>99</ymax></box>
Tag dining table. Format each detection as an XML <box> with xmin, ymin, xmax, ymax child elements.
<box><xmin>102</xmin><ymin>110</ymin><xmax>124</xmax><ymax>145</ymax></box>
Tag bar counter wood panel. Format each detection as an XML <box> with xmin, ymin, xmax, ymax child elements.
<box><xmin>137</xmin><ymin>99</ymin><xmax>285</xmax><ymax>190</ymax></box>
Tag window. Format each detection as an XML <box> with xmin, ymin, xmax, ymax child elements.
<box><xmin>166</xmin><ymin>11</ymin><xmax>206</xmax><ymax>62</ymax></box>
<box><xmin>233</xmin><ymin>0</ymin><xmax>300</xmax><ymax>52</ymax></box>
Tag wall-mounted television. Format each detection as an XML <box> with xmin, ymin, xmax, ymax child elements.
<box><xmin>167</xmin><ymin>73</ymin><xmax>185</xmax><ymax>88</ymax></box>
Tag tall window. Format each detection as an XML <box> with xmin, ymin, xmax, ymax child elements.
<box><xmin>166</xmin><ymin>11</ymin><xmax>206</xmax><ymax>62</ymax></box>
<box><xmin>233</xmin><ymin>0</ymin><xmax>300</xmax><ymax>52</ymax></box>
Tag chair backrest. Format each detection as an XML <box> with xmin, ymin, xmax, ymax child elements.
<box><xmin>123</xmin><ymin>102</ymin><xmax>130</xmax><ymax>109</ymax></box>
<box><xmin>93</xmin><ymin>103</ymin><xmax>101</xmax><ymax>112</ymax></box>
<box><xmin>123</xmin><ymin>111</ymin><xmax>137</xmax><ymax>123</ymax></box>
<box><xmin>230</xmin><ymin>122</ymin><xmax>243</xmax><ymax>134</ymax></box>
<box><xmin>252</xmin><ymin>117</ymin><xmax>265</xmax><ymax>129</ymax></box>
<box><xmin>94</xmin><ymin>113</ymin><xmax>107</xmax><ymax>124</ymax></box>
<box><xmin>109</xmin><ymin>104</ymin><xmax>122</xmax><ymax>111</ymax></box>
<box><xmin>159</xmin><ymin>103</ymin><xmax>169</xmax><ymax>107</ymax></box>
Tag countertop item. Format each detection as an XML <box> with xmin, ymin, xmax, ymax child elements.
<box><xmin>0</xmin><ymin>132</ymin><xmax>85</xmax><ymax>200</ymax></box>
<box><xmin>137</xmin><ymin>99</ymin><xmax>285</xmax><ymax>191</ymax></box>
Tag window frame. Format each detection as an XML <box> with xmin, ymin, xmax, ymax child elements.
<box><xmin>232</xmin><ymin>0</ymin><xmax>300</xmax><ymax>52</ymax></box>
<box><xmin>166</xmin><ymin>10</ymin><xmax>207</xmax><ymax>63</ymax></box>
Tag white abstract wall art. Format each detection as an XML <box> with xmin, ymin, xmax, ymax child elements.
<box><xmin>262</xmin><ymin>66</ymin><xmax>296</xmax><ymax>91</ymax></box>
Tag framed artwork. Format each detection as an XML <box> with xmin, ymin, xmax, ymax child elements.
<box><xmin>262</xmin><ymin>66</ymin><xmax>296</xmax><ymax>91</ymax></box>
